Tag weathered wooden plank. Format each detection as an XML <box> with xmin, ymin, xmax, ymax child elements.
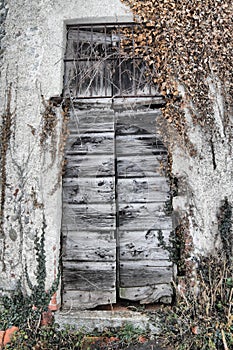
<box><xmin>117</xmin><ymin>177</ymin><xmax>170</xmax><ymax>203</ymax></box>
<box><xmin>119</xmin><ymin>237</ymin><xmax>170</xmax><ymax>260</ymax></box>
<box><xmin>119</xmin><ymin>230</ymin><xmax>171</xmax><ymax>247</ymax></box>
<box><xmin>115</xmin><ymin>109</ymin><xmax>161</xmax><ymax>136</ymax></box>
<box><xmin>113</xmin><ymin>96</ymin><xmax>165</xmax><ymax>107</ymax></box>
<box><xmin>117</xmin><ymin>156</ymin><xmax>165</xmax><ymax>178</ymax></box>
<box><xmin>64</xmin><ymin>155</ymin><xmax>115</xmax><ymax>178</ymax></box>
<box><xmin>63</xmin><ymin>290</ymin><xmax>116</xmax><ymax>310</ymax></box>
<box><xmin>63</xmin><ymin>177</ymin><xmax>115</xmax><ymax>204</ymax></box>
<box><xmin>116</xmin><ymin>134</ymin><xmax>166</xmax><ymax>156</ymax></box>
<box><xmin>62</xmin><ymin>203</ymin><xmax>116</xmax><ymax>231</ymax></box>
<box><xmin>63</xmin><ymin>231</ymin><xmax>116</xmax><ymax>261</ymax></box>
<box><xmin>68</xmin><ymin>109</ymin><xmax>114</xmax><ymax>133</ymax></box>
<box><xmin>65</xmin><ymin>132</ymin><xmax>114</xmax><ymax>155</ymax></box>
<box><xmin>118</xmin><ymin>202</ymin><xmax>172</xmax><ymax>230</ymax></box>
<box><xmin>63</xmin><ymin>261</ymin><xmax>116</xmax><ymax>290</ymax></box>
<box><xmin>119</xmin><ymin>246</ymin><xmax>169</xmax><ymax>261</ymax></box>
<box><xmin>119</xmin><ymin>262</ymin><xmax>173</xmax><ymax>287</ymax></box>
<box><xmin>119</xmin><ymin>284</ymin><xmax>173</xmax><ymax>304</ymax></box>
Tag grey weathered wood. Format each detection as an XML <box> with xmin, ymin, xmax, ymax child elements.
<box><xmin>115</xmin><ymin>109</ymin><xmax>161</xmax><ymax>136</ymax></box>
<box><xmin>62</xmin><ymin>105</ymin><xmax>174</xmax><ymax>308</ymax></box>
<box><xmin>118</xmin><ymin>202</ymin><xmax>172</xmax><ymax>230</ymax></box>
<box><xmin>64</xmin><ymin>155</ymin><xmax>115</xmax><ymax>178</ymax></box>
<box><xmin>63</xmin><ymin>261</ymin><xmax>116</xmax><ymax>291</ymax></box>
<box><xmin>117</xmin><ymin>156</ymin><xmax>164</xmax><ymax>178</ymax></box>
<box><xmin>119</xmin><ymin>241</ymin><xmax>169</xmax><ymax>261</ymax></box>
<box><xmin>63</xmin><ymin>231</ymin><xmax>116</xmax><ymax>261</ymax></box>
<box><xmin>73</xmin><ymin>97</ymin><xmax>164</xmax><ymax>108</ymax></box>
<box><xmin>117</xmin><ymin>177</ymin><xmax>170</xmax><ymax>203</ymax></box>
<box><xmin>68</xmin><ymin>109</ymin><xmax>114</xmax><ymax>133</ymax></box>
<box><xmin>116</xmin><ymin>134</ymin><xmax>166</xmax><ymax>156</ymax></box>
<box><xmin>65</xmin><ymin>132</ymin><xmax>114</xmax><ymax>155</ymax></box>
<box><xmin>63</xmin><ymin>177</ymin><xmax>115</xmax><ymax>204</ymax></box>
<box><xmin>62</xmin><ymin>203</ymin><xmax>116</xmax><ymax>231</ymax></box>
<box><xmin>63</xmin><ymin>290</ymin><xmax>116</xmax><ymax>310</ymax></box>
<box><xmin>119</xmin><ymin>230</ymin><xmax>171</xmax><ymax>247</ymax></box>
<box><xmin>119</xmin><ymin>262</ymin><xmax>173</xmax><ymax>288</ymax></box>
<box><xmin>119</xmin><ymin>284</ymin><xmax>173</xmax><ymax>304</ymax></box>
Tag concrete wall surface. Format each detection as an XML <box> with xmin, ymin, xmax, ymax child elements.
<box><xmin>0</xmin><ymin>0</ymin><xmax>232</xmax><ymax>307</ymax></box>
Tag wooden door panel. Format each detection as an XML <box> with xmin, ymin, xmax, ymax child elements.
<box><xmin>62</xmin><ymin>106</ymin><xmax>174</xmax><ymax>309</ymax></box>
<box><xmin>119</xmin><ymin>284</ymin><xmax>173</xmax><ymax>304</ymax></box>
<box><xmin>63</xmin><ymin>231</ymin><xmax>116</xmax><ymax>261</ymax></box>
<box><xmin>65</xmin><ymin>132</ymin><xmax>115</xmax><ymax>155</ymax></box>
<box><xmin>117</xmin><ymin>177</ymin><xmax>170</xmax><ymax>203</ymax></box>
<box><xmin>68</xmin><ymin>109</ymin><xmax>114</xmax><ymax>133</ymax></box>
<box><xmin>115</xmin><ymin>109</ymin><xmax>160</xmax><ymax>136</ymax></box>
<box><xmin>62</xmin><ymin>108</ymin><xmax>116</xmax><ymax>309</ymax></box>
<box><xmin>116</xmin><ymin>134</ymin><xmax>166</xmax><ymax>156</ymax></box>
<box><xmin>118</xmin><ymin>202</ymin><xmax>172</xmax><ymax>231</ymax></box>
<box><xmin>64</xmin><ymin>155</ymin><xmax>115</xmax><ymax>178</ymax></box>
<box><xmin>116</xmin><ymin>109</ymin><xmax>174</xmax><ymax>303</ymax></box>
<box><xmin>119</xmin><ymin>262</ymin><xmax>173</xmax><ymax>287</ymax></box>
<box><xmin>63</xmin><ymin>261</ymin><xmax>116</xmax><ymax>291</ymax></box>
<box><xmin>63</xmin><ymin>290</ymin><xmax>116</xmax><ymax>310</ymax></box>
<box><xmin>117</xmin><ymin>156</ymin><xmax>163</xmax><ymax>178</ymax></box>
<box><xmin>63</xmin><ymin>177</ymin><xmax>115</xmax><ymax>204</ymax></box>
<box><xmin>62</xmin><ymin>203</ymin><xmax>116</xmax><ymax>231</ymax></box>
<box><xmin>119</xmin><ymin>230</ymin><xmax>171</xmax><ymax>247</ymax></box>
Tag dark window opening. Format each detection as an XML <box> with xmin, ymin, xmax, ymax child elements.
<box><xmin>63</xmin><ymin>23</ymin><xmax>158</xmax><ymax>99</ymax></box>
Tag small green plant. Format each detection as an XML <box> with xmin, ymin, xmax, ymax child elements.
<box><xmin>0</xmin><ymin>214</ymin><xmax>60</xmax><ymax>330</ymax></box>
<box><xmin>4</xmin><ymin>323</ymin><xmax>148</xmax><ymax>350</ymax></box>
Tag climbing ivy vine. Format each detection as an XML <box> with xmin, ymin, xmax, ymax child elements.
<box><xmin>122</xmin><ymin>0</ymin><xmax>232</xmax><ymax>137</ymax></box>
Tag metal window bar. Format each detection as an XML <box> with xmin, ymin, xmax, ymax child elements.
<box><xmin>63</xmin><ymin>23</ymin><xmax>157</xmax><ymax>99</ymax></box>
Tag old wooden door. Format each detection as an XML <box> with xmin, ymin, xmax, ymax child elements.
<box><xmin>62</xmin><ymin>24</ymin><xmax>174</xmax><ymax>309</ymax></box>
<box><xmin>62</xmin><ymin>103</ymin><xmax>174</xmax><ymax>310</ymax></box>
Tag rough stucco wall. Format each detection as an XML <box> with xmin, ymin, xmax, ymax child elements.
<box><xmin>0</xmin><ymin>0</ymin><xmax>132</xmax><ymax>298</ymax></box>
<box><xmin>0</xmin><ymin>0</ymin><xmax>232</xmax><ymax>303</ymax></box>
<box><xmin>171</xmin><ymin>80</ymin><xmax>233</xmax><ymax>256</ymax></box>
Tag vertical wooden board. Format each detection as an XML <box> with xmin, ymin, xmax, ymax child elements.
<box><xmin>116</xmin><ymin>108</ymin><xmax>174</xmax><ymax>303</ymax></box>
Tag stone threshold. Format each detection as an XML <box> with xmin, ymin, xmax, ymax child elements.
<box><xmin>55</xmin><ymin>310</ymin><xmax>160</xmax><ymax>334</ymax></box>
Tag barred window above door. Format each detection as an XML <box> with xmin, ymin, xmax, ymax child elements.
<box><xmin>63</xmin><ymin>23</ymin><xmax>157</xmax><ymax>99</ymax></box>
